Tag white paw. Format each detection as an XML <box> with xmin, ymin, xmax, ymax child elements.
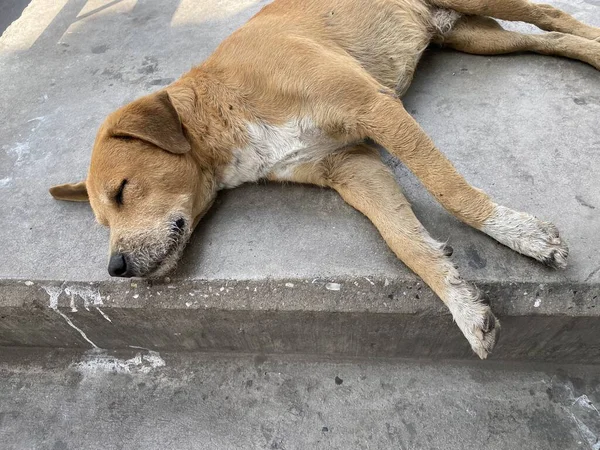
<box><xmin>482</xmin><ymin>205</ymin><xmax>569</xmax><ymax>269</ymax></box>
<box><xmin>447</xmin><ymin>280</ymin><xmax>500</xmax><ymax>359</ymax></box>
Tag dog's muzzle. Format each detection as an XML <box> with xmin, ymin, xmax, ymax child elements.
<box><xmin>107</xmin><ymin>217</ymin><xmax>188</xmax><ymax>278</ymax></box>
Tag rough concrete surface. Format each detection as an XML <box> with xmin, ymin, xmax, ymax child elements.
<box><xmin>0</xmin><ymin>348</ymin><xmax>599</xmax><ymax>450</ymax></box>
<box><xmin>0</xmin><ymin>0</ymin><xmax>599</xmax><ymax>359</ymax></box>
<box><xmin>1</xmin><ymin>276</ymin><xmax>599</xmax><ymax>362</ymax></box>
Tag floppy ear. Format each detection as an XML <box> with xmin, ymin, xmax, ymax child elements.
<box><xmin>49</xmin><ymin>181</ymin><xmax>89</xmax><ymax>202</ymax></box>
<box><xmin>111</xmin><ymin>90</ymin><xmax>192</xmax><ymax>154</ymax></box>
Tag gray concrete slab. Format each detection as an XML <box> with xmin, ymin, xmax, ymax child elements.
<box><xmin>0</xmin><ymin>0</ymin><xmax>599</xmax><ymax>360</ymax></box>
<box><xmin>0</xmin><ymin>0</ymin><xmax>599</xmax><ymax>283</ymax></box>
<box><xmin>0</xmin><ymin>276</ymin><xmax>598</xmax><ymax>362</ymax></box>
<box><xmin>0</xmin><ymin>348</ymin><xmax>599</xmax><ymax>450</ymax></box>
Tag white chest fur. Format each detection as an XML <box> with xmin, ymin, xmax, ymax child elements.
<box><xmin>218</xmin><ymin>118</ymin><xmax>344</xmax><ymax>189</ymax></box>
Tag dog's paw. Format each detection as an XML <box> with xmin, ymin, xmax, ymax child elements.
<box><xmin>482</xmin><ymin>205</ymin><xmax>569</xmax><ymax>269</ymax></box>
<box><xmin>447</xmin><ymin>281</ymin><xmax>500</xmax><ymax>359</ymax></box>
<box><xmin>468</xmin><ymin>307</ymin><xmax>500</xmax><ymax>360</ymax></box>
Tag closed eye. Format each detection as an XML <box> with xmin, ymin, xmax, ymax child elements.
<box><xmin>115</xmin><ymin>179</ymin><xmax>127</xmax><ymax>206</ymax></box>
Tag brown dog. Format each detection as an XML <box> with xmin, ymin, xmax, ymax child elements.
<box><xmin>50</xmin><ymin>0</ymin><xmax>600</xmax><ymax>358</ymax></box>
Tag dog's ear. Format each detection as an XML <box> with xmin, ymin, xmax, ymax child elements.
<box><xmin>49</xmin><ymin>181</ymin><xmax>89</xmax><ymax>202</ymax></box>
<box><xmin>111</xmin><ymin>88</ymin><xmax>194</xmax><ymax>154</ymax></box>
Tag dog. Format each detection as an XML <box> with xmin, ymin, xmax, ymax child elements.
<box><xmin>49</xmin><ymin>0</ymin><xmax>600</xmax><ymax>359</ymax></box>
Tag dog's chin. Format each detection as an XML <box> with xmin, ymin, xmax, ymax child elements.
<box><xmin>145</xmin><ymin>261</ymin><xmax>177</xmax><ymax>279</ymax></box>
<box><xmin>130</xmin><ymin>229</ymin><xmax>190</xmax><ymax>279</ymax></box>
<box><xmin>144</xmin><ymin>242</ymin><xmax>187</xmax><ymax>279</ymax></box>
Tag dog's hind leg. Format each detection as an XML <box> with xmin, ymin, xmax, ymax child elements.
<box><xmin>269</xmin><ymin>144</ymin><xmax>499</xmax><ymax>359</ymax></box>
<box><xmin>435</xmin><ymin>15</ymin><xmax>600</xmax><ymax>70</ymax></box>
<box><xmin>352</xmin><ymin>92</ymin><xmax>569</xmax><ymax>269</ymax></box>
<box><xmin>430</xmin><ymin>0</ymin><xmax>600</xmax><ymax>41</ymax></box>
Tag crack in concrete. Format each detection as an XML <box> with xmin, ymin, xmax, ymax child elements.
<box><xmin>42</xmin><ymin>285</ymin><xmax>99</xmax><ymax>349</ymax></box>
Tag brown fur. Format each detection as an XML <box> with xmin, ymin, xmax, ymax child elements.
<box><xmin>50</xmin><ymin>0</ymin><xmax>599</xmax><ymax>358</ymax></box>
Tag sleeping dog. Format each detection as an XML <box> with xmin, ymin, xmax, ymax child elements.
<box><xmin>50</xmin><ymin>0</ymin><xmax>600</xmax><ymax>358</ymax></box>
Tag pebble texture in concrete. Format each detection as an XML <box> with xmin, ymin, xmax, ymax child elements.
<box><xmin>0</xmin><ymin>348</ymin><xmax>599</xmax><ymax>450</ymax></box>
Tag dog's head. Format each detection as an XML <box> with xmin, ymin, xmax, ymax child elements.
<box><xmin>50</xmin><ymin>87</ymin><xmax>218</xmax><ymax>278</ymax></box>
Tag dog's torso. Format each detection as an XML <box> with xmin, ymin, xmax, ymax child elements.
<box><xmin>203</xmin><ymin>0</ymin><xmax>461</xmax><ymax>188</ymax></box>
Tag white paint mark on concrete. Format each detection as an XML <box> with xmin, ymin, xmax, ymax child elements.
<box><xmin>43</xmin><ymin>285</ymin><xmax>61</xmax><ymax>309</ymax></box>
<box><xmin>141</xmin><ymin>351</ymin><xmax>166</xmax><ymax>371</ymax></box>
<box><xmin>570</xmin><ymin>413</ymin><xmax>600</xmax><ymax>450</ymax></box>
<box><xmin>0</xmin><ymin>177</ymin><xmax>12</xmax><ymax>188</ymax></box>
<box><xmin>69</xmin><ymin>293</ymin><xmax>78</xmax><ymax>312</ymax></box>
<box><xmin>534</xmin><ymin>299</ymin><xmax>541</xmax><ymax>308</ymax></box>
<box><xmin>573</xmin><ymin>395</ymin><xmax>600</xmax><ymax>414</ymax></box>
<box><xmin>95</xmin><ymin>307</ymin><xmax>112</xmax><ymax>323</ymax></box>
<box><xmin>65</xmin><ymin>285</ymin><xmax>103</xmax><ymax>312</ymax></box>
<box><xmin>24</xmin><ymin>280</ymin><xmax>34</xmax><ymax>286</ymax></box>
<box><xmin>26</xmin><ymin>116</ymin><xmax>45</xmax><ymax>132</ymax></box>
<box><xmin>73</xmin><ymin>350</ymin><xmax>165</xmax><ymax>375</ymax></box>
<box><xmin>55</xmin><ymin>310</ymin><xmax>98</xmax><ymax>348</ymax></box>
<box><xmin>7</xmin><ymin>142</ymin><xmax>30</xmax><ymax>165</ymax></box>
<box><xmin>557</xmin><ymin>382</ymin><xmax>600</xmax><ymax>450</ymax></box>
<box><xmin>326</xmin><ymin>283</ymin><xmax>341</xmax><ymax>291</ymax></box>
<box><xmin>43</xmin><ymin>285</ymin><xmax>99</xmax><ymax>348</ymax></box>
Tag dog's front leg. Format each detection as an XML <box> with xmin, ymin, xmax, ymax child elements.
<box><xmin>269</xmin><ymin>144</ymin><xmax>499</xmax><ymax>359</ymax></box>
<box><xmin>355</xmin><ymin>92</ymin><xmax>568</xmax><ymax>269</ymax></box>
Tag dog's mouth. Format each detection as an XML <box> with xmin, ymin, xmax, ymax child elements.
<box><xmin>116</xmin><ymin>218</ymin><xmax>191</xmax><ymax>278</ymax></box>
<box><xmin>143</xmin><ymin>241</ymin><xmax>184</xmax><ymax>278</ymax></box>
<box><xmin>146</xmin><ymin>222</ymin><xmax>191</xmax><ymax>278</ymax></box>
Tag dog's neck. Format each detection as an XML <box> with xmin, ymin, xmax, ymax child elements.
<box><xmin>174</xmin><ymin>67</ymin><xmax>253</xmax><ymax>184</ymax></box>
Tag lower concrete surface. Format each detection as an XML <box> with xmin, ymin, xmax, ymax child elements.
<box><xmin>1</xmin><ymin>348</ymin><xmax>599</xmax><ymax>450</ymax></box>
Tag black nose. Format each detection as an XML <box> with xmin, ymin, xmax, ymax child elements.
<box><xmin>108</xmin><ymin>253</ymin><xmax>131</xmax><ymax>277</ymax></box>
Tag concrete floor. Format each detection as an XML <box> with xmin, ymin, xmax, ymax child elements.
<box><xmin>0</xmin><ymin>348</ymin><xmax>599</xmax><ymax>450</ymax></box>
<box><xmin>1</xmin><ymin>3</ymin><xmax>599</xmax><ymax>448</ymax></box>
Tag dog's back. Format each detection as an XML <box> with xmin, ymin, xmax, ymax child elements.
<box><xmin>205</xmin><ymin>0</ymin><xmax>459</xmax><ymax>96</ymax></box>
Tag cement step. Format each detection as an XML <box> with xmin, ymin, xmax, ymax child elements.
<box><xmin>1</xmin><ymin>272</ymin><xmax>599</xmax><ymax>362</ymax></box>
<box><xmin>0</xmin><ymin>348</ymin><xmax>599</xmax><ymax>450</ymax></box>
<box><xmin>1</xmin><ymin>0</ymin><xmax>599</xmax><ymax>362</ymax></box>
